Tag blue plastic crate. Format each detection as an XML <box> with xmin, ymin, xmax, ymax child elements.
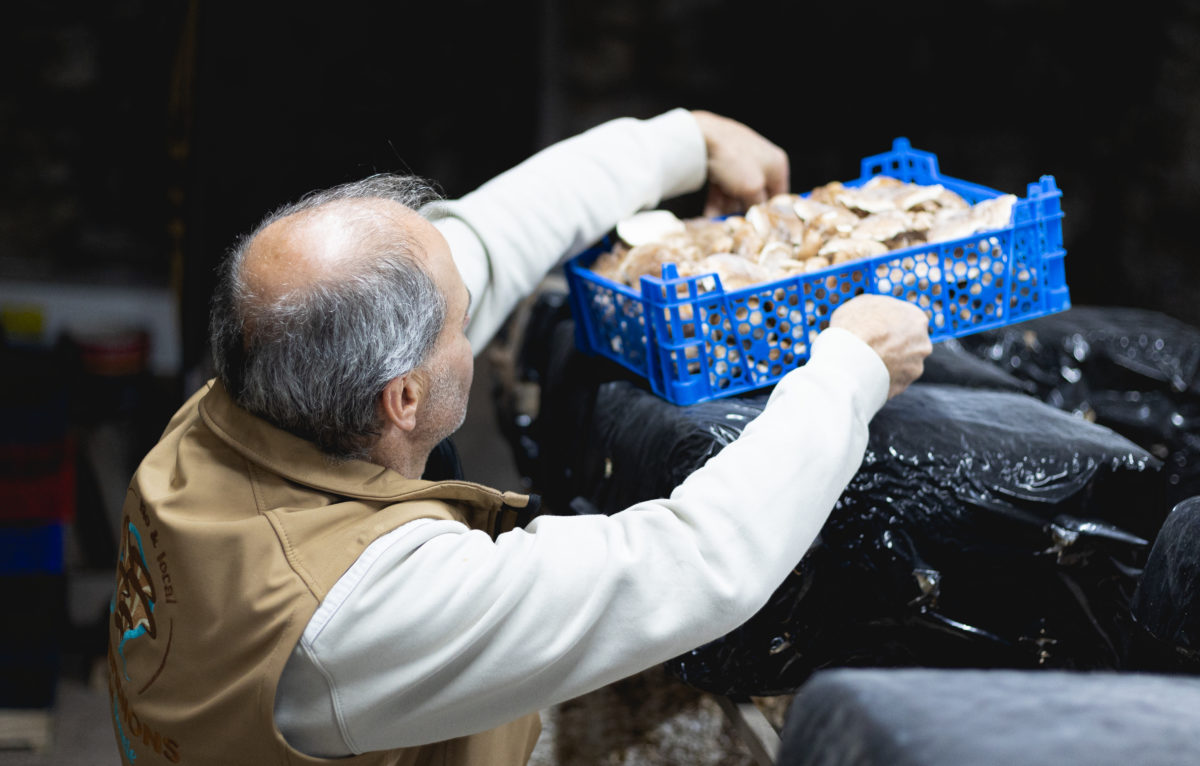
<box><xmin>565</xmin><ymin>137</ymin><xmax>1068</xmax><ymax>405</ymax></box>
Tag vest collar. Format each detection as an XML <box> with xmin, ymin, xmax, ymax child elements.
<box><xmin>197</xmin><ymin>379</ymin><xmax>533</xmax><ymax>516</ymax></box>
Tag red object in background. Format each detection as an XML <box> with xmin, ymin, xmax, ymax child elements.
<box><xmin>0</xmin><ymin>437</ymin><xmax>76</xmax><ymax>523</ymax></box>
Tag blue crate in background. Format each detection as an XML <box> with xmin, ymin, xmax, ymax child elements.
<box><xmin>565</xmin><ymin>137</ymin><xmax>1068</xmax><ymax>406</ymax></box>
<box><xmin>0</xmin><ymin>523</ymin><xmax>65</xmax><ymax>575</ymax></box>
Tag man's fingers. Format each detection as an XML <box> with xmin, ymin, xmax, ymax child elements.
<box><xmin>764</xmin><ymin>150</ymin><xmax>790</xmax><ymax>199</ymax></box>
<box><xmin>692</xmin><ymin>110</ymin><xmax>790</xmax><ymax>213</ymax></box>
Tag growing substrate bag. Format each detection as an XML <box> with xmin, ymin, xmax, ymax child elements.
<box><xmin>956</xmin><ymin>306</ymin><xmax>1200</xmax><ymax>507</ymax></box>
<box><xmin>1129</xmin><ymin>495</ymin><xmax>1200</xmax><ymax>673</ymax></box>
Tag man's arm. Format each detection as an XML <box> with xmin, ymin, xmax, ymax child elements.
<box><xmin>275</xmin><ymin>298</ymin><xmax>930</xmax><ymax>755</ymax></box>
<box><xmin>424</xmin><ymin>109</ymin><xmax>787</xmax><ymax>351</ymax></box>
<box><xmin>276</xmin><ymin>327</ymin><xmax>887</xmax><ymax>754</ymax></box>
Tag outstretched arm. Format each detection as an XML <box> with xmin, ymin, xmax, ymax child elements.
<box><xmin>275</xmin><ymin>296</ymin><xmax>930</xmax><ymax>755</ymax></box>
<box><xmin>425</xmin><ymin>108</ymin><xmax>787</xmax><ymax>351</ymax></box>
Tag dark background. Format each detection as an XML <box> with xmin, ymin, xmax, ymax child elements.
<box><xmin>1</xmin><ymin>3</ymin><xmax>1199</xmax><ymax>753</ymax></box>
<box><xmin>4</xmin><ymin>0</ymin><xmax>1199</xmax><ymax>387</ymax></box>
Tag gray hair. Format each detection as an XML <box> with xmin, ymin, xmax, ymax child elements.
<box><xmin>210</xmin><ymin>174</ymin><xmax>446</xmax><ymax>460</ymax></box>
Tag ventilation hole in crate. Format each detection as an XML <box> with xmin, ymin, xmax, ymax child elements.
<box><xmin>732</xmin><ymin>367</ymin><xmax>743</xmax><ymax>378</ymax></box>
<box><xmin>781</xmin><ymin>337</ymin><xmax>792</xmax><ymax>350</ymax></box>
<box><xmin>714</xmin><ymin>345</ymin><xmax>727</xmax><ymax>360</ymax></box>
<box><xmin>729</xmin><ymin>349</ymin><xmax>741</xmax><ymax>363</ymax></box>
<box><xmin>750</xmin><ymin>310</ymin><xmax>763</xmax><ymax>324</ymax></box>
<box><xmin>752</xmin><ymin>327</ymin><xmax>765</xmax><ymax>341</ymax></box>
<box><xmin>785</xmin><ymin>352</ymin><xmax>796</xmax><ymax>364</ymax></box>
<box><xmin>768</xmin><ymin>348</ymin><xmax>781</xmax><ymax>361</ymax></box>
<box><xmin>766</xmin><ymin>317</ymin><xmax>777</xmax><ymax>329</ymax></box>
<box><xmin>763</xmin><ymin>300</ymin><xmax>775</xmax><ymax>313</ymax></box>
<box><xmin>735</xmin><ymin>306</ymin><xmax>748</xmax><ymax>321</ymax></box>
<box><xmin>789</xmin><ymin>293</ymin><xmax>800</xmax><ymax>306</ymax></box>
<box><xmin>878</xmin><ymin>278</ymin><xmax>893</xmax><ymax>292</ymax></box>
<box><xmin>756</xmin><ymin>361</ymin><xmax>768</xmax><ymax>375</ymax></box>
<box><xmin>748</xmin><ymin>296</ymin><xmax>760</xmax><ymax>309</ymax></box>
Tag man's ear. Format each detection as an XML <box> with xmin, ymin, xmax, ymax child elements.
<box><xmin>380</xmin><ymin>373</ymin><xmax>421</xmax><ymax>433</ymax></box>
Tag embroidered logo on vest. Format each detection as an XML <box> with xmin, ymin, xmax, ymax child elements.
<box><xmin>108</xmin><ymin>494</ymin><xmax>183</xmax><ymax>763</ymax></box>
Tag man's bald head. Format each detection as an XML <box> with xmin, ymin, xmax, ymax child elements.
<box><xmin>240</xmin><ymin>198</ymin><xmax>426</xmax><ymax>310</ymax></box>
<box><xmin>209</xmin><ymin>174</ymin><xmax>448</xmax><ymax>460</ymax></box>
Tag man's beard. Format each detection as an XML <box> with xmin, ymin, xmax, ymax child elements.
<box><xmin>415</xmin><ymin>360</ymin><xmax>469</xmax><ymax>448</ymax></box>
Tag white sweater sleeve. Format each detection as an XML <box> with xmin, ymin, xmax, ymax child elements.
<box><xmin>274</xmin><ymin>328</ymin><xmax>889</xmax><ymax>755</ymax></box>
<box><xmin>423</xmin><ymin>108</ymin><xmax>707</xmax><ymax>352</ymax></box>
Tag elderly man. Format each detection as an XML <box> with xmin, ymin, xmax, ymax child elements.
<box><xmin>107</xmin><ymin>109</ymin><xmax>930</xmax><ymax>766</ymax></box>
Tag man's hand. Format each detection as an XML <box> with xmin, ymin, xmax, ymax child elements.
<box><xmin>691</xmin><ymin>110</ymin><xmax>789</xmax><ymax>217</ymax></box>
<box><xmin>830</xmin><ymin>295</ymin><xmax>932</xmax><ymax>399</ymax></box>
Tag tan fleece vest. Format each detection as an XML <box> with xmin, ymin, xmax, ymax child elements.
<box><xmin>107</xmin><ymin>380</ymin><xmax>541</xmax><ymax>766</ymax></box>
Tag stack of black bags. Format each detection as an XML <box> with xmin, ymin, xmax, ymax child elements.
<box><xmin>496</xmin><ymin>296</ymin><xmax>1200</xmax><ymax>762</ymax></box>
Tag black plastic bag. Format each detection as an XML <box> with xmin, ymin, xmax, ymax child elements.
<box><xmin>1129</xmin><ymin>495</ymin><xmax>1200</xmax><ymax>673</ymax></box>
<box><xmin>956</xmin><ymin>306</ymin><xmax>1200</xmax><ymax>507</ymax></box>
<box><xmin>666</xmin><ymin>384</ymin><xmax>1162</xmax><ymax>696</ymax></box>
